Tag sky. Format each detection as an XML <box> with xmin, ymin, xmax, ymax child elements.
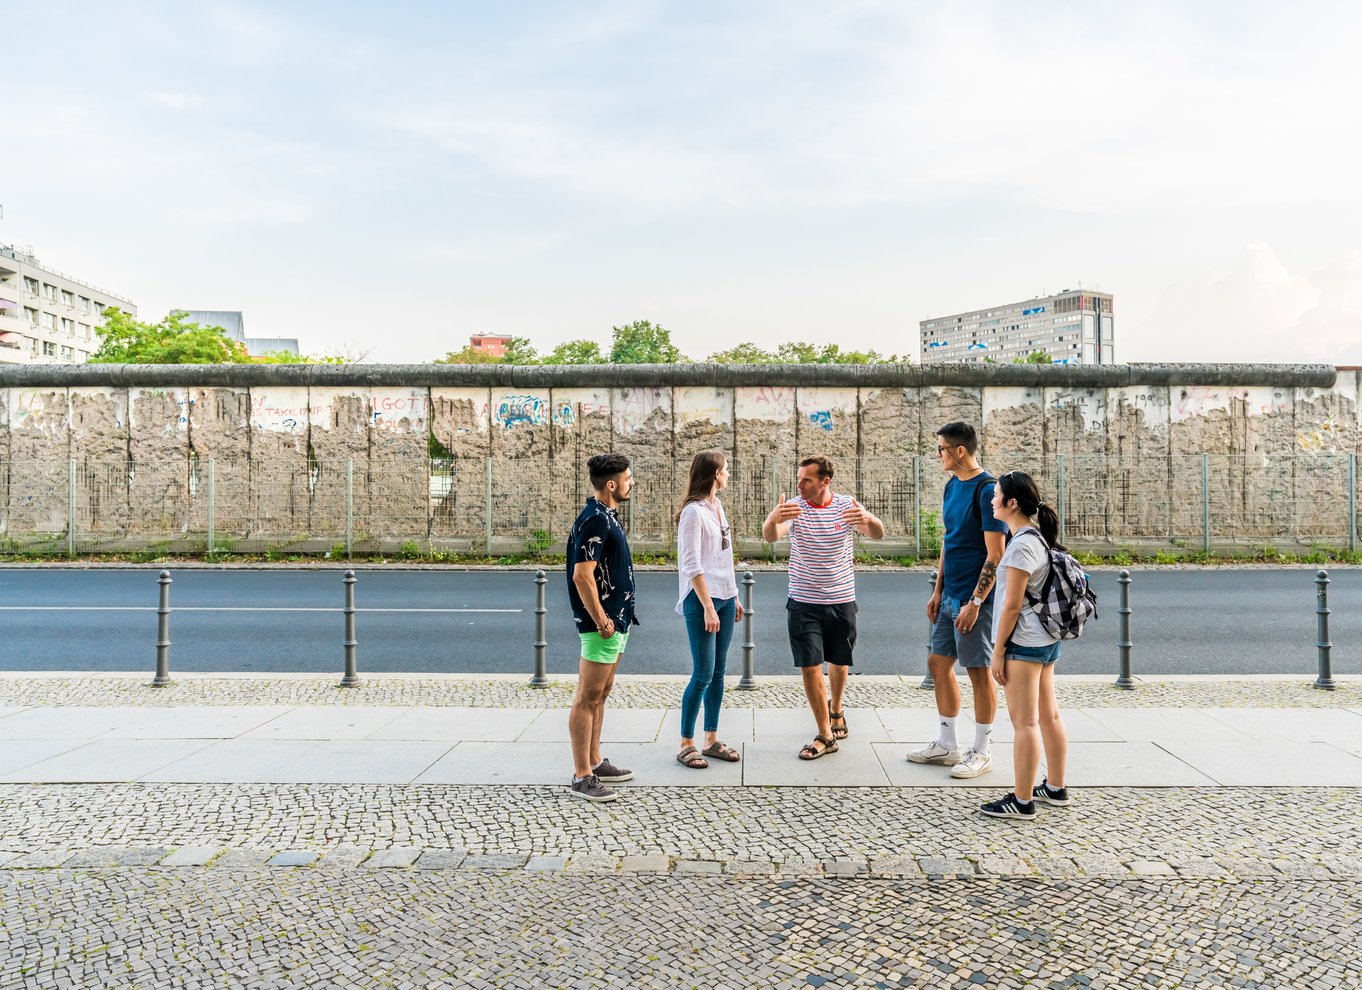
<box><xmin>4</xmin><ymin>0</ymin><xmax>1362</xmax><ymax>364</ymax></box>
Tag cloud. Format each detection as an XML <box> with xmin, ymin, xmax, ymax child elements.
<box><xmin>150</xmin><ymin>92</ymin><xmax>193</xmax><ymax>110</ymax></box>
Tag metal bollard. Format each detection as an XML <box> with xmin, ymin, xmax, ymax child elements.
<box><xmin>1114</xmin><ymin>569</ymin><xmax>1135</xmax><ymax>690</ymax></box>
<box><xmin>530</xmin><ymin>569</ymin><xmax>549</xmax><ymax>687</ymax></box>
<box><xmin>738</xmin><ymin>571</ymin><xmax>757</xmax><ymax>690</ymax></box>
<box><xmin>152</xmin><ymin>570</ymin><xmax>172</xmax><ymax>687</ymax></box>
<box><xmin>339</xmin><ymin>570</ymin><xmax>361</xmax><ymax>688</ymax></box>
<box><xmin>1315</xmin><ymin>569</ymin><xmax>1335</xmax><ymax>691</ymax></box>
<box><xmin>920</xmin><ymin>568</ymin><xmax>938</xmax><ymax>689</ymax></box>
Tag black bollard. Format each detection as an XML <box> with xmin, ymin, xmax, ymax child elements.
<box><xmin>152</xmin><ymin>570</ymin><xmax>172</xmax><ymax>687</ymax></box>
<box><xmin>530</xmin><ymin>569</ymin><xmax>549</xmax><ymax>687</ymax></box>
<box><xmin>738</xmin><ymin>571</ymin><xmax>757</xmax><ymax>690</ymax></box>
<box><xmin>920</xmin><ymin>568</ymin><xmax>938</xmax><ymax>689</ymax></box>
<box><xmin>1315</xmin><ymin>569</ymin><xmax>1335</xmax><ymax>691</ymax></box>
<box><xmin>339</xmin><ymin>570</ymin><xmax>360</xmax><ymax>688</ymax></box>
<box><xmin>1114</xmin><ymin>570</ymin><xmax>1135</xmax><ymax>690</ymax></box>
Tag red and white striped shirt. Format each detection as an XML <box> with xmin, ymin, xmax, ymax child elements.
<box><xmin>787</xmin><ymin>492</ymin><xmax>857</xmax><ymax>604</ymax></box>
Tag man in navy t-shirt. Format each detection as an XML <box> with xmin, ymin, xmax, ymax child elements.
<box><xmin>907</xmin><ymin>421</ymin><xmax>1008</xmax><ymax>781</ymax></box>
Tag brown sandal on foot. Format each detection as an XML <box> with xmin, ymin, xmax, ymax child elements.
<box><xmin>798</xmin><ymin>734</ymin><xmax>838</xmax><ymax>760</ymax></box>
<box><xmin>676</xmin><ymin>745</ymin><xmax>709</xmax><ymax>769</ymax></box>
<box><xmin>702</xmin><ymin>741</ymin><xmax>740</xmax><ymax>763</ymax></box>
<box><xmin>828</xmin><ymin>702</ymin><xmax>849</xmax><ymax>740</ymax></box>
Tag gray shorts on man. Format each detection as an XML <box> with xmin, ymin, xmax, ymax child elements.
<box><xmin>929</xmin><ymin>595</ymin><xmax>995</xmax><ymax>668</ymax></box>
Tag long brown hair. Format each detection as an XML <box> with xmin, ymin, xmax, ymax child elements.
<box><xmin>675</xmin><ymin>449</ymin><xmax>727</xmax><ymax>524</ymax></box>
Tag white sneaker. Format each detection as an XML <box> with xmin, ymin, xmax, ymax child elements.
<box><xmin>905</xmin><ymin>741</ymin><xmax>962</xmax><ymax>765</ymax></box>
<box><xmin>949</xmin><ymin>748</ymin><xmax>993</xmax><ymax>778</ymax></box>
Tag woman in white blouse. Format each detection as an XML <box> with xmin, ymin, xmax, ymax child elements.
<box><xmin>674</xmin><ymin>449</ymin><xmax>745</xmax><ymax>769</ymax></box>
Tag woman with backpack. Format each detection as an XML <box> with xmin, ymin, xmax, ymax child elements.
<box><xmin>980</xmin><ymin>470</ymin><xmax>1071</xmax><ymax>821</ymax></box>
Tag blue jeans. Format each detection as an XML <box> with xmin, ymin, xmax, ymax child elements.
<box><xmin>680</xmin><ymin>590</ymin><xmax>737</xmax><ymax>738</ymax></box>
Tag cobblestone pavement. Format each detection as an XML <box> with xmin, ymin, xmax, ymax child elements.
<box><xmin>3</xmin><ymin>784</ymin><xmax>1360</xmax><ymax>878</ymax></box>
<box><xmin>2</xmin><ymin>674</ymin><xmax>1358</xmax><ymax>708</ymax></box>
<box><xmin>3</xmin><ymin>870</ymin><xmax>1359</xmax><ymax>989</ymax></box>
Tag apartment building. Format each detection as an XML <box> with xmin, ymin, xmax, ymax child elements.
<box><xmin>0</xmin><ymin>243</ymin><xmax>136</xmax><ymax>364</ymax></box>
<box><xmin>919</xmin><ymin>289</ymin><xmax>1115</xmax><ymax>365</ymax></box>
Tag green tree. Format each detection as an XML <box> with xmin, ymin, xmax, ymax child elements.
<box><xmin>774</xmin><ymin>341</ymin><xmax>896</xmax><ymax>364</ymax></box>
<box><xmin>541</xmin><ymin>339</ymin><xmax>606</xmax><ymax>364</ymax></box>
<box><xmin>1012</xmin><ymin>350</ymin><xmax>1054</xmax><ymax>365</ymax></box>
<box><xmin>433</xmin><ymin>335</ymin><xmax>538</xmax><ymax>364</ymax></box>
<box><xmin>89</xmin><ymin>309</ymin><xmax>252</xmax><ymax>364</ymax></box>
<box><xmin>707</xmin><ymin>342</ymin><xmax>778</xmax><ymax>363</ymax></box>
<box><xmin>609</xmin><ymin>320</ymin><xmax>686</xmax><ymax>364</ymax></box>
<box><xmin>254</xmin><ymin>350</ymin><xmax>354</xmax><ymax>365</ymax></box>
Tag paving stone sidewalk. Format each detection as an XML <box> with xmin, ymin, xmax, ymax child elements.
<box><xmin>4</xmin><ymin>870</ymin><xmax>1359</xmax><ymax>989</ymax></box>
<box><xmin>1</xmin><ymin>672</ymin><xmax>1359</xmax><ymax>708</ymax></box>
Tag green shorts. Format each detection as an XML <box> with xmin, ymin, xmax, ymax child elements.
<box><xmin>579</xmin><ymin>630</ymin><xmax>629</xmax><ymax>665</ymax></box>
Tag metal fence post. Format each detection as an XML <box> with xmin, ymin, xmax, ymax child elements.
<box><xmin>67</xmin><ymin>459</ymin><xmax>76</xmax><ymax>557</ymax></box>
<box><xmin>206</xmin><ymin>458</ymin><xmax>216</xmax><ymax>554</ymax></box>
<box><xmin>340</xmin><ymin>570</ymin><xmax>360</xmax><ymax>687</ymax></box>
<box><xmin>1114</xmin><ymin>569</ymin><xmax>1135</xmax><ymax>689</ymax></box>
<box><xmin>530</xmin><ymin>569</ymin><xmax>549</xmax><ymax>687</ymax></box>
<box><xmin>920</xmin><ymin>568</ymin><xmax>937</xmax><ymax>689</ymax></box>
<box><xmin>1348</xmin><ymin>453</ymin><xmax>1357</xmax><ymax>554</ymax></box>
<box><xmin>1315</xmin><ymin>569</ymin><xmax>1335</xmax><ymax>690</ymax></box>
<box><xmin>1201</xmin><ymin>453</ymin><xmax>1210</xmax><ymax>556</ymax></box>
<box><xmin>738</xmin><ymin>571</ymin><xmax>757</xmax><ymax>690</ymax></box>
<box><xmin>345</xmin><ymin>458</ymin><xmax>354</xmax><ymax>560</ymax></box>
<box><xmin>1056</xmin><ymin>453</ymin><xmax>1067</xmax><ymax>547</ymax></box>
<box><xmin>485</xmin><ymin>457</ymin><xmax>494</xmax><ymax>553</ymax></box>
<box><xmin>152</xmin><ymin>570</ymin><xmax>172</xmax><ymax>687</ymax></box>
<box><xmin>913</xmin><ymin>455</ymin><xmax>922</xmax><ymax>558</ymax></box>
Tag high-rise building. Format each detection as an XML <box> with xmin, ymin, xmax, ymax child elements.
<box><xmin>0</xmin><ymin>243</ymin><xmax>136</xmax><ymax>365</ymax></box>
<box><xmin>180</xmin><ymin>310</ymin><xmax>299</xmax><ymax>358</ymax></box>
<box><xmin>919</xmin><ymin>289</ymin><xmax>1115</xmax><ymax>365</ymax></box>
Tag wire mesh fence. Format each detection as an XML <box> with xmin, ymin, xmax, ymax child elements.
<box><xmin>0</xmin><ymin>452</ymin><xmax>1356</xmax><ymax>555</ymax></box>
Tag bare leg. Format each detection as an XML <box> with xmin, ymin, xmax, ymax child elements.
<box><xmin>589</xmin><ymin>661</ymin><xmax>620</xmax><ymax>768</ymax></box>
<box><xmin>570</xmin><ymin>658</ymin><xmax>616</xmax><ymax>778</ymax></box>
<box><xmin>928</xmin><ymin>654</ymin><xmax>961</xmax><ymax>718</ymax></box>
<box><xmin>1037</xmin><ymin>663</ymin><xmax>1068</xmax><ymax>788</ymax></box>
<box><xmin>801</xmin><ymin>666</ymin><xmax>832</xmax><ymax>741</ymax></box>
<box><xmin>1004</xmin><ymin>660</ymin><xmax>1044</xmax><ymax>799</ymax></box>
<box><xmin>828</xmin><ymin>664</ymin><xmax>849</xmax><ymax>718</ymax></box>
<box><xmin>966</xmin><ymin>666</ymin><xmax>997</xmax><ymax>728</ymax></box>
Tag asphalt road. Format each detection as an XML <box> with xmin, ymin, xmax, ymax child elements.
<box><xmin>0</xmin><ymin>566</ymin><xmax>1355</xmax><ymax>678</ymax></box>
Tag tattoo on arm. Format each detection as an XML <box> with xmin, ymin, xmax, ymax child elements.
<box><xmin>972</xmin><ymin>561</ymin><xmax>997</xmax><ymax>601</ymax></box>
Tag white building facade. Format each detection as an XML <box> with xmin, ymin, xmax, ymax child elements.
<box><xmin>0</xmin><ymin>243</ymin><xmax>135</xmax><ymax>365</ymax></box>
<box><xmin>920</xmin><ymin>289</ymin><xmax>1115</xmax><ymax>366</ymax></box>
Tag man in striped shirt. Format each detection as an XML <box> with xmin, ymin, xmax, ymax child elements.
<box><xmin>763</xmin><ymin>455</ymin><xmax>885</xmax><ymax>760</ymax></box>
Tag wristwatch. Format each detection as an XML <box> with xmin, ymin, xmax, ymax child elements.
<box><xmin>969</xmin><ymin>596</ymin><xmax>984</xmax><ymax>608</ymax></box>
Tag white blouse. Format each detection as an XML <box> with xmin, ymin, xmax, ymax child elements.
<box><xmin>675</xmin><ymin>498</ymin><xmax>738</xmax><ymax>613</ymax></box>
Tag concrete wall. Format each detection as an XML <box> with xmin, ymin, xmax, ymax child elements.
<box><xmin>0</xmin><ymin>363</ymin><xmax>1354</xmax><ymax>552</ymax></box>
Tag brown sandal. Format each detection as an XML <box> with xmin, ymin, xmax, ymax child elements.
<box><xmin>702</xmin><ymin>741</ymin><xmax>740</xmax><ymax>763</ymax></box>
<box><xmin>798</xmin><ymin>734</ymin><xmax>838</xmax><ymax>761</ymax></box>
<box><xmin>828</xmin><ymin>703</ymin><xmax>849</xmax><ymax>740</ymax></box>
<box><xmin>676</xmin><ymin>745</ymin><xmax>709</xmax><ymax>769</ymax></box>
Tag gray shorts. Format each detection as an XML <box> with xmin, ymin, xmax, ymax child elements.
<box><xmin>929</xmin><ymin>595</ymin><xmax>994</xmax><ymax>668</ymax></box>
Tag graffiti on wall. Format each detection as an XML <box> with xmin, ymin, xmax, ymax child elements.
<box><xmin>1297</xmin><ymin>416</ymin><xmax>1346</xmax><ymax>452</ymax></box>
<box><xmin>808</xmin><ymin>410</ymin><xmax>833</xmax><ymax>431</ymax></box>
<box><xmin>495</xmin><ymin>394</ymin><xmax>548</xmax><ymax>428</ymax></box>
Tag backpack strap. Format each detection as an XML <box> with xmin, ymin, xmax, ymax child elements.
<box><xmin>970</xmin><ymin>471</ymin><xmax>994</xmax><ymax>530</ymax></box>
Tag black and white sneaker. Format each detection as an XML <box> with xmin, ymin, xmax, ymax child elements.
<box><xmin>980</xmin><ymin>792</ymin><xmax>1037</xmax><ymax>820</ymax></box>
<box><xmin>1032</xmin><ymin>779</ymin><xmax>1069</xmax><ymax>806</ymax></box>
<box><xmin>569</xmin><ymin>774</ymin><xmax>618</xmax><ymax>803</ymax></box>
<box><xmin>592</xmin><ymin>757</ymin><xmax>634</xmax><ymax>783</ymax></box>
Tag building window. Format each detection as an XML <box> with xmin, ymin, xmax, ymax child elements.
<box><xmin>79</xmin><ymin>323</ymin><xmax>91</xmax><ymax>339</ymax></box>
<box><xmin>91</xmin><ymin>300</ymin><xmax>105</xmax><ymax>314</ymax></box>
<box><xmin>78</xmin><ymin>296</ymin><xmax>90</xmax><ymax>312</ymax></box>
<box><xmin>60</xmin><ymin>346</ymin><xmax>74</xmax><ymax>361</ymax></box>
<box><xmin>24</xmin><ymin>307</ymin><xmax>38</xmax><ymax>325</ymax></box>
<box><xmin>60</xmin><ymin>289</ymin><xmax>74</xmax><ymax>307</ymax></box>
<box><xmin>23</xmin><ymin>277</ymin><xmax>39</xmax><ymax>294</ymax></box>
<box><xmin>41</xmin><ymin>313</ymin><xmax>57</xmax><ymax>330</ymax></box>
<box><xmin>42</xmin><ymin>341</ymin><xmax>56</xmax><ymax>357</ymax></box>
<box><xmin>42</xmin><ymin>283</ymin><xmax>57</xmax><ymax>302</ymax></box>
<box><xmin>60</xmin><ymin>317</ymin><xmax>75</xmax><ymax>334</ymax></box>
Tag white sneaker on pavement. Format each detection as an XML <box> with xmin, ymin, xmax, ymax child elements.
<box><xmin>949</xmin><ymin>748</ymin><xmax>993</xmax><ymax>778</ymax></box>
<box><xmin>905</xmin><ymin>741</ymin><xmax>962</xmax><ymax>765</ymax></box>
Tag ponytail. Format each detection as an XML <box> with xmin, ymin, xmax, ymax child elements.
<box><xmin>997</xmin><ymin>470</ymin><xmax>1066</xmax><ymax>552</ymax></box>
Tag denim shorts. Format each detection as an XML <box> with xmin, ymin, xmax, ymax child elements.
<box><xmin>929</xmin><ymin>596</ymin><xmax>994</xmax><ymax>668</ymax></box>
<box><xmin>1004</xmin><ymin>640</ymin><xmax>1061</xmax><ymax>665</ymax></box>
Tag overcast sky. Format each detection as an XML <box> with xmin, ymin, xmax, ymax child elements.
<box><xmin>4</xmin><ymin>1</ymin><xmax>1361</xmax><ymax>364</ymax></box>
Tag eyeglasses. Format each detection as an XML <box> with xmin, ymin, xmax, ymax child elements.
<box><xmin>935</xmin><ymin>446</ymin><xmax>953</xmax><ymax>455</ymax></box>
<box><xmin>721</xmin><ymin>525</ymin><xmax>730</xmax><ymax>551</ymax></box>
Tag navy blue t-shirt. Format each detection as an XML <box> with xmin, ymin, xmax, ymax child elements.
<box><xmin>566</xmin><ymin>497</ymin><xmax>639</xmax><ymax>633</ymax></box>
<box><xmin>941</xmin><ymin>472</ymin><xmax>1007</xmax><ymax>603</ymax></box>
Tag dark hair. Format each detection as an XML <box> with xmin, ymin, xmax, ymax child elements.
<box><xmin>996</xmin><ymin>470</ymin><xmax>1066</xmax><ymax>551</ymax></box>
<box><xmin>936</xmin><ymin>422</ymin><xmax>978</xmax><ymax>455</ymax></box>
<box><xmin>798</xmin><ymin>455</ymin><xmax>835</xmax><ymax>480</ymax></box>
<box><xmin>675</xmin><ymin>449</ymin><xmax>726</xmax><ymax>524</ymax></box>
<box><xmin>587</xmin><ymin>452</ymin><xmax>631</xmax><ymax>491</ymax></box>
